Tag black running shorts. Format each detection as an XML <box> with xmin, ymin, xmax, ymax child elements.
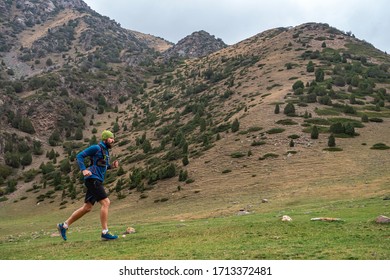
<box><xmin>84</xmin><ymin>178</ymin><xmax>108</xmax><ymax>205</ymax></box>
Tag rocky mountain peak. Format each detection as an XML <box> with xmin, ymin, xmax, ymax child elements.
<box><xmin>163</xmin><ymin>30</ymin><xmax>227</xmax><ymax>59</ymax></box>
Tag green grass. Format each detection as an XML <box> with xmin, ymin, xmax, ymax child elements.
<box><xmin>1</xmin><ymin>196</ymin><xmax>388</xmax><ymax>260</ymax></box>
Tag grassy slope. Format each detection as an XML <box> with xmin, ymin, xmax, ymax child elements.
<box><xmin>1</xmin><ymin>24</ymin><xmax>390</xmax><ymax>260</ymax></box>
<box><xmin>0</xmin><ymin>196</ymin><xmax>388</xmax><ymax>260</ymax></box>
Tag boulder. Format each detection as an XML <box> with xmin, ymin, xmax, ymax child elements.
<box><xmin>122</xmin><ymin>227</ymin><xmax>136</xmax><ymax>234</ymax></box>
<box><xmin>375</xmin><ymin>215</ymin><xmax>390</xmax><ymax>224</ymax></box>
<box><xmin>281</xmin><ymin>215</ymin><xmax>292</xmax><ymax>222</ymax></box>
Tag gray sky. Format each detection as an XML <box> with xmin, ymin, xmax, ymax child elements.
<box><xmin>83</xmin><ymin>0</ymin><xmax>389</xmax><ymax>53</ymax></box>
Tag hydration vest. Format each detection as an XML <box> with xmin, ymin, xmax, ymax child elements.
<box><xmin>89</xmin><ymin>144</ymin><xmax>107</xmax><ymax>167</ymax></box>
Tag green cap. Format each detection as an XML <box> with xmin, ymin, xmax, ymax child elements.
<box><xmin>102</xmin><ymin>130</ymin><xmax>114</xmax><ymax>140</ymax></box>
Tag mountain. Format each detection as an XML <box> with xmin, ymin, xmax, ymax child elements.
<box><xmin>0</xmin><ymin>0</ymin><xmax>172</xmax><ymax>80</ymax></box>
<box><xmin>163</xmin><ymin>30</ymin><xmax>227</xmax><ymax>59</ymax></box>
<box><xmin>0</xmin><ymin>1</ymin><xmax>390</xmax><ymax>220</ymax></box>
<box><xmin>0</xmin><ymin>0</ymin><xmax>175</xmax><ymax>138</ymax></box>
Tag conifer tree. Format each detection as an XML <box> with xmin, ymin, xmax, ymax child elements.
<box><xmin>328</xmin><ymin>134</ymin><xmax>336</xmax><ymax>147</ymax></box>
<box><xmin>20</xmin><ymin>152</ymin><xmax>32</xmax><ymax>166</ymax></box>
<box><xmin>311</xmin><ymin>125</ymin><xmax>319</xmax><ymax>139</ymax></box>
<box><xmin>231</xmin><ymin>118</ymin><xmax>240</xmax><ymax>132</ymax></box>
<box><xmin>182</xmin><ymin>155</ymin><xmax>189</xmax><ymax>166</ymax></box>
<box><xmin>274</xmin><ymin>104</ymin><xmax>280</xmax><ymax>114</ymax></box>
<box><xmin>284</xmin><ymin>103</ymin><xmax>296</xmax><ymax>116</ymax></box>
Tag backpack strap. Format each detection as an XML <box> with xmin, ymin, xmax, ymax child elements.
<box><xmin>89</xmin><ymin>144</ymin><xmax>105</xmax><ymax>166</ymax></box>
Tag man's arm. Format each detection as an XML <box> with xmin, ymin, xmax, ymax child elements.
<box><xmin>76</xmin><ymin>145</ymin><xmax>100</xmax><ymax>171</ymax></box>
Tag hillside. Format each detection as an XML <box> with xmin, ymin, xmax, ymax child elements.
<box><xmin>0</xmin><ymin>0</ymin><xmax>390</xmax><ymax>227</ymax></box>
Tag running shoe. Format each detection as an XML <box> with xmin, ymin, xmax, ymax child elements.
<box><xmin>57</xmin><ymin>223</ymin><xmax>67</xmax><ymax>241</ymax></box>
<box><xmin>101</xmin><ymin>231</ymin><xmax>118</xmax><ymax>241</ymax></box>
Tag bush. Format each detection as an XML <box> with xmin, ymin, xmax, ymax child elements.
<box><xmin>21</xmin><ymin>152</ymin><xmax>32</xmax><ymax>166</ymax></box>
<box><xmin>4</xmin><ymin>152</ymin><xmax>20</xmax><ymax>168</ymax></box>
<box><xmin>328</xmin><ymin>134</ymin><xmax>336</xmax><ymax>147</ymax></box>
<box><xmin>361</xmin><ymin>114</ymin><xmax>369</xmax><ymax>122</ymax></box>
<box><xmin>315</xmin><ymin>68</ymin><xmax>325</xmax><ymax>82</ymax></box>
<box><xmin>251</xmin><ymin>140</ymin><xmax>266</xmax><ymax>146</ymax></box>
<box><xmin>283</xmin><ymin>103</ymin><xmax>296</xmax><ymax>116</ymax></box>
<box><xmin>306</xmin><ymin>61</ymin><xmax>315</xmax><ymax>72</ymax></box>
<box><xmin>259</xmin><ymin>153</ymin><xmax>279</xmax><ymax>160</ymax></box>
<box><xmin>288</xmin><ymin>134</ymin><xmax>300</xmax><ymax>139</ymax></box>
<box><xmin>231</xmin><ymin>118</ymin><xmax>240</xmax><ymax>132</ymax></box>
<box><xmin>311</xmin><ymin>125</ymin><xmax>319</xmax><ymax>139</ymax></box>
<box><xmin>292</xmin><ymin>80</ymin><xmax>304</xmax><ymax>91</ymax></box>
<box><xmin>266</xmin><ymin>128</ymin><xmax>285</xmax><ymax>134</ymax></box>
<box><xmin>276</xmin><ymin>119</ymin><xmax>298</xmax><ymax>125</ymax></box>
<box><xmin>371</xmin><ymin>143</ymin><xmax>390</xmax><ymax>150</ymax></box>
<box><xmin>6</xmin><ymin>179</ymin><xmax>17</xmax><ymax>193</ymax></box>
<box><xmin>49</xmin><ymin>129</ymin><xmax>61</xmax><ymax>146</ymax></box>
<box><xmin>179</xmin><ymin>170</ymin><xmax>188</xmax><ymax>181</ymax></box>
<box><xmin>24</xmin><ymin>169</ymin><xmax>38</xmax><ymax>182</ymax></box>
<box><xmin>0</xmin><ymin>164</ymin><xmax>13</xmax><ymax>180</ymax></box>
<box><xmin>274</xmin><ymin>104</ymin><xmax>280</xmax><ymax>114</ymax></box>
<box><xmin>231</xmin><ymin>152</ymin><xmax>246</xmax><ymax>158</ymax></box>
<box><xmin>330</xmin><ymin>122</ymin><xmax>344</xmax><ymax>134</ymax></box>
<box><xmin>369</xmin><ymin>118</ymin><xmax>383</xmax><ymax>123</ymax></box>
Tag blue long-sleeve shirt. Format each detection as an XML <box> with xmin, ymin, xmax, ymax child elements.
<box><xmin>76</xmin><ymin>141</ymin><xmax>111</xmax><ymax>182</ymax></box>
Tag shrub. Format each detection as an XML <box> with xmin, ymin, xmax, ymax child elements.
<box><xmin>21</xmin><ymin>152</ymin><xmax>32</xmax><ymax>166</ymax></box>
<box><xmin>369</xmin><ymin>118</ymin><xmax>383</xmax><ymax>123</ymax></box>
<box><xmin>231</xmin><ymin>152</ymin><xmax>246</xmax><ymax>158</ymax></box>
<box><xmin>49</xmin><ymin>129</ymin><xmax>61</xmax><ymax>146</ymax></box>
<box><xmin>23</xmin><ymin>169</ymin><xmax>38</xmax><ymax>183</ymax></box>
<box><xmin>4</xmin><ymin>152</ymin><xmax>20</xmax><ymax>168</ymax></box>
<box><xmin>283</xmin><ymin>103</ymin><xmax>296</xmax><ymax>116</ymax></box>
<box><xmin>311</xmin><ymin>125</ymin><xmax>319</xmax><ymax>139</ymax></box>
<box><xmin>0</xmin><ymin>164</ymin><xmax>13</xmax><ymax>180</ymax></box>
<box><xmin>179</xmin><ymin>170</ymin><xmax>188</xmax><ymax>181</ymax></box>
<box><xmin>182</xmin><ymin>156</ymin><xmax>189</xmax><ymax>166</ymax></box>
<box><xmin>371</xmin><ymin>143</ymin><xmax>390</xmax><ymax>150</ymax></box>
<box><xmin>292</xmin><ymin>80</ymin><xmax>304</xmax><ymax>91</ymax></box>
<box><xmin>276</xmin><ymin>119</ymin><xmax>298</xmax><ymax>125</ymax></box>
<box><xmin>288</xmin><ymin>134</ymin><xmax>300</xmax><ymax>139</ymax></box>
<box><xmin>330</xmin><ymin>122</ymin><xmax>344</xmax><ymax>134</ymax></box>
<box><xmin>344</xmin><ymin>123</ymin><xmax>355</xmax><ymax>136</ymax></box>
<box><xmin>305</xmin><ymin>118</ymin><xmax>331</xmax><ymax>125</ymax></box>
<box><xmin>266</xmin><ymin>128</ymin><xmax>285</xmax><ymax>134</ymax></box>
<box><xmin>231</xmin><ymin>118</ymin><xmax>240</xmax><ymax>132</ymax></box>
<box><xmin>344</xmin><ymin>104</ymin><xmax>356</xmax><ymax>114</ymax></box>
<box><xmin>259</xmin><ymin>153</ymin><xmax>279</xmax><ymax>160</ymax></box>
<box><xmin>6</xmin><ymin>179</ymin><xmax>17</xmax><ymax>193</ymax></box>
<box><xmin>251</xmin><ymin>140</ymin><xmax>266</xmax><ymax>146</ymax></box>
<box><xmin>32</xmin><ymin>140</ymin><xmax>44</xmax><ymax>155</ymax></box>
<box><xmin>274</xmin><ymin>104</ymin><xmax>280</xmax><ymax>114</ymax></box>
<box><xmin>315</xmin><ymin>68</ymin><xmax>325</xmax><ymax>82</ymax></box>
<box><xmin>306</xmin><ymin>61</ymin><xmax>315</xmax><ymax>72</ymax></box>
<box><xmin>247</xmin><ymin>126</ymin><xmax>263</xmax><ymax>132</ymax></box>
<box><xmin>328</xmin><ymin>134</ymin><xmax>336</xmax><ymax>147</ymax></box>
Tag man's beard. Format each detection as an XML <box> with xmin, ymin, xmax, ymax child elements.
<box><xmin>105</xmin><ymin>141</ymin><xmax>112</xmax><ymax>149</ymax></box>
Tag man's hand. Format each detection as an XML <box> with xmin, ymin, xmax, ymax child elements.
<box><xmin>112</xmin><ymin>160</ymin><xmax>119</xmax><ymax>168</ymax></box>
<box><xmin>82</xmin><ymin>169</ymin><xmax>92</xmax><ymax>177</ymax></box>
